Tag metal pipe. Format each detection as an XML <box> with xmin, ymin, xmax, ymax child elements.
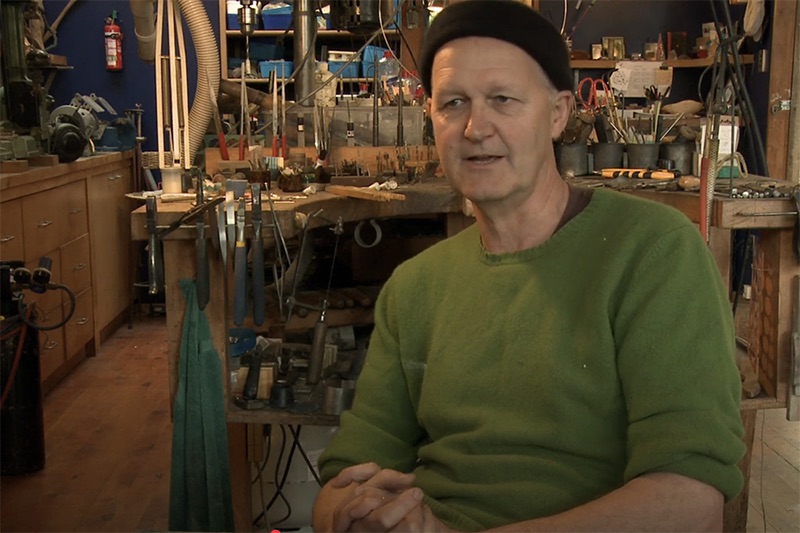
<box><xmin>293</xmin><ymin>0</ymin><xmax>316</xmax><ymax>106</ymax></box>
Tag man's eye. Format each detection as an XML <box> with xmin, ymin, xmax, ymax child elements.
<box><xmin>494</xmin><ymin>95</ymin><xmax>512</xmax><ymax>104</ymax></box>
<box><xmin>443</xmin><ymin>98</ymin><xmax>463</xmax><ymax>108</ymax></box>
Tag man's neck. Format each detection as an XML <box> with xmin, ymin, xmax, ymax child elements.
<box><xmin>474</xmin><ymin>174</ymin><xmax>570</xmax><ymax>254</ymax></box>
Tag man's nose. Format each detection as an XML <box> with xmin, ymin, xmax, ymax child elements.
<box><xmin>464</xmin><ymin>104</ymin><xmax>493</xmax><ymax>141</ymax></box>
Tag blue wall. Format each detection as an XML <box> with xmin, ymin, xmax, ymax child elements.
<box><xmin>44</xmin><ymin>0</ymin><xmax>221</xmax><ymax>154</ymax></box>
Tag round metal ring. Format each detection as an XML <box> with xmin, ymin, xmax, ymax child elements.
<box><xmin>354</xmin><ymin>219</ymin><xmax>382</xmax><ymax>248</ymax></box>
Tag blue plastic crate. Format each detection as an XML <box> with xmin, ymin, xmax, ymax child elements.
<box><xmin>250</xmin><ymin>39</ymin><xmax>283</xmax><ymax>61</ymax></box>
<box><xmin>259</xmin><ymin>60</ymin><xmax>294</xmax><ymax>79</ymax></box>
<box><xmin>362</xmin><ymin>45</ymin><xmax>390</xmax><ymax>78</ymax></box>
<box><xmin>261</xmin><ymin>5</ymin><xmax>293</xmax><ymax>30</ymax></box>
<box><xmin>329</xmin><ymin>60</ymin><xmax>361</xmax><ymax>79</ymax></box>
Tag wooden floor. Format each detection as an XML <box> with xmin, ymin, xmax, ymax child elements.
<box><xmin>1</xmin><ymin>315</ymin><xmax>798</xmax><ymax>532</ymax></box>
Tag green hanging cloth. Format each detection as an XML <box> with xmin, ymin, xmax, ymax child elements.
<box><xmin>169</xmin><ymin>279</ymin><xmax>234</xmax><ymax>532</ymax></box>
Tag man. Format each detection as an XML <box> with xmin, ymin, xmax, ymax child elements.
<box><xmin>313</xmin><ymin>1</ymin><xmax>746</xmax><ymax>531</ymax></box>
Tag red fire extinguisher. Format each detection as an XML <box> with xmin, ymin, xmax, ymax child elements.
<box><xmin>104</xmin><ymin>11</ymin><xmax>123</xmax><ymax>71</ymax></box>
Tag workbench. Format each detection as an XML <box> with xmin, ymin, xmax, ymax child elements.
<box><xmin>130</xmin><ymin>176</ymin><xmax>797</xmax><ymax>532</ymax></box>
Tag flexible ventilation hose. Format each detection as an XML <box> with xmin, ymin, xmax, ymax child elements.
<box><xmin>177</xmin><ymin>0</ymin><xmax>219</xmax><ymax>165</ymax></box>
<box><xmin>130</xmin><ymin>0</ymin><xmax>219</xmax><ymax>166</ymax></box>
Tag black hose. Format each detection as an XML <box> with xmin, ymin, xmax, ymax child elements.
<box><xmin>17</xmin><ymin>283</ymin><xmax>76</xmax><ymax>331</ymax></box>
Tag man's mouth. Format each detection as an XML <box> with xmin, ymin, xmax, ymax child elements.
<box><xmin>465</xmin><ymin>155</ymin><xmax>501</xmax><ymax>163</ymax></box>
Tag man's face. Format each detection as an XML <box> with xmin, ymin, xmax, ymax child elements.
<box><xmin>429</xmin><ymin>37</ymin><xmax>569</xmax><ymax>207</ymax></box>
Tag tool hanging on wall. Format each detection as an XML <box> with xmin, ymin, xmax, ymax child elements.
<box><xmin>194</xmin><ymin>168</ymin><xmax>210</xmax><ymax>310</ymax></box>
<box><xmin>233</xmin><ymin>197</ymin><xmax>248</xmax><ymax>326</ymax></box>
<box><xmin>307</xmin><ymin>217</ymin><xmax>343</xmax><ymax>386</ymax></box>
<box><xmin>206</xmin><ymin>68</ymin><xmax>229</xmax><ymax>161</ymax></box>
<box><xmin>251</xmin><ymin>183</ymin><xmax>265</xmax><ymax>325</ymax></box>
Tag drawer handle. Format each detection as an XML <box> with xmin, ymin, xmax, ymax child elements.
<box><xmin>44</xmin><ymin>340</ymin><xmax>58</xmax><ymax>350</ymax></box>
<box><xmin>74</xmin><ymin>262</ymin><xmax>87</xmax><ymax>271</ymax></box>
<box><xmin>77</xmin><ymin>317</ymin><xmax>89</xmax><ymax>325</ymax></box>
<box><xmin>38</xmin><ymin>220</ymin><xmax>54</xmax><ymax>228</ymax></box>
<box><xmin>70</xmin><ymin>208</ymin><xmax>83</xmax><ymax>214</ymax></box>
<box><xmin>0</xmin><ymin>235</ymin><xmax>15</xmax><ymax>243</ymax></box>
<box><xmin>108</xmin><ymin>174</ymin><xmax>122</xmax><ymax>181</ymax></box>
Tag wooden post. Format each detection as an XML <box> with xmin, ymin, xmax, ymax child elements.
<box><xmin>766</xmin><ymin>0</ymin><xmax>798</xmax><ymax>180</ymax></box>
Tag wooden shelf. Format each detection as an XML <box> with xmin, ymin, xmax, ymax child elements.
<box><xmin>226</xmin><ymin>29</ymin><xmax>398</xmax><ymax>38</ymax></box>
<box><xmin>570</xmin><ymin>54</ymin><xmax>754</xmax><ymax>69</ymax></box>
<box><xmin>227</xmin><ymin>76</ymin><xmax>373</xmax><ymax>84</ymax></box>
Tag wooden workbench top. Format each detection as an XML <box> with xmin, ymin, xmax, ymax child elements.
<box><xmin>0</xmin><ymin>152</ymin><xmax>133</xmax><ymax>201</ymax></box>
<box><xmin>130</xmin><ymin>179</ymin><xmax>463</xmax><ymax>241</ymax></box>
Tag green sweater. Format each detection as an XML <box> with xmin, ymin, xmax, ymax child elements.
<box><xmin>318</xmin><ymin>188</ymin><xmax>745</xmax><ymax>531</ymax></box>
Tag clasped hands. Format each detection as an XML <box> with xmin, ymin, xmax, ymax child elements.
<box><xmin>328</xmin><ymin>462</ymin><xmax>450</xmax><ymax>532</ymax></box>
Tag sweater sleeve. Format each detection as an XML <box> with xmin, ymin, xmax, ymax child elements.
<box><xmin>318</xmin><ymin>271</ymin><xmax>426</xmax><ymax>483</ymax></box>
<box><xmin>613</xmin><ymin>223</ymin><xmax>746</xmax><ymax>501</ymax></box>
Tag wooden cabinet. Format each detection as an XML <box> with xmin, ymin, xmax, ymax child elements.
<box><xmin>86</xmin><ymin>162</ymin><xmax>134</xmax><ymax>339</ymax></box>
<box><xmin>0</xmin><ymin>152</ymin><xmax>134</xmax><ymax>392</ymax></box>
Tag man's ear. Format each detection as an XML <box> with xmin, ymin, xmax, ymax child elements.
<box><xmin>425</xmin><ymin>97</ymin><xmax>432</xmax><ymax>115</ymax></box>
<box><xmin>550</xmin><ymin>91</ymin><xmax>574</xmax><ymax>141</ymax></box>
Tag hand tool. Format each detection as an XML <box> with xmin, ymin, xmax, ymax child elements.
<box><xmin>297</xmin><ymin>115</ymin><xmax>305</xmax><ymax>148</ymax></box>
<box><xmin>306</xmin><ymin>303</ymin><xmax>327</xmax><ymax>385</ymax></box>
<box><xmin>280</xmin><ymin>75</ymin><xmax>287</xmax><ymax>158</ymax></box>
<box><xmin>193</xmin><ymin>169</ymin><xmax>210</xmax><ymax>310</ymax></box>
<box><xmin>156</xmin><ymin>195</ymin><xmax>225</xmax><ymax>240</ymax></box>
<box><xmin>206</xmin><ymin>68</ymin><xmax>229</xmax><ymax>161</ymax></box>
<box><xmin>396</xmin><ymin>78</ymin><xmax>404</xmax><ymax>147</ymax></box>
<box><xmin>251</xmin><ymin>183</ymin><xmax>265</xmax><ymax>325</ymax></box>
<box><xmin>145</xmin><ymin>196</ymin><xmax>164</xmax><ymax>294</ymax></box>
<box><xmin>234</xmin><ymin>336</ymin><xmax>269</xmax><ymax>410</ymax></box>
<box><xmin>239</xmin><ymin>72</ymin><xmax>248</xmax><ymax>160</ymax></box>
<box><xmin>372</xmin><ymin>55</ymin><xmax>380</xmax><ymax>146</ymax></box>
<box><xmin>233</xmin><ymin>196</ymin><xmax>248</xmax><ymax>326</ymax></box>
<box><xmin>600</xmin><ymin>168</ymin><xmax>679</xmax><ymax>180</ymax></box>
<box><xmin>216</xmin><ymin>200</ymin><xmax>228</xmax><ymax>269</ymax></box>
<box><xmin>346</xmin><ymin>100</ymin><xmax>355</xmax><ymax>147</ymax></box>
<box><xmin>226</xmin><ymin>190</ymin><xmax>236</xmax><ymax>256</ymax></box>
<box><xmin>271</xmin><ymin>71</ymin><xmax>279</xmax><ymax>157</ymax></box>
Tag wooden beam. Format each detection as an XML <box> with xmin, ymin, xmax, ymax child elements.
<box><xmin>788</xmin><ymin>2</ymin><xmax>800</xmax><ymax>183</ymax></box>
<box><xmin>766</xmin><ymin>0</ymin><xmax>798</xmax><ymax>180</ymax></box>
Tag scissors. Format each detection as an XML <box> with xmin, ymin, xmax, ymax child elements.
<box><xmin>577</xmin><ymin>77</ymin><xmax>612</xmax><ymax>113</ymax></box>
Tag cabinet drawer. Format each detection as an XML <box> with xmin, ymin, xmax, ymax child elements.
<box><xmin>60</xmin><ymin>234</ymin><xmax>92</xmax><ymax>298</ymax></box>
<box><xmin>22</xmin><ymin>188</ymin><xmax>67</xmax><ymax>261</ymax></box>
<box><xmin>38</xmin><ymin>308</ymin><xmax>65</xmax><ymax>384</ymax></box>
<box><xmin>0</xmin><ymin>199</ymin><xmax>24</xmax><ymax>261</ymax></box>
<box><xmin>64</xmin><ymin>287</ymin><xmax>94</xmax><ymax>357</ymax></box>
<box><xmin>63</xmin><ymin>180</ymin><xmax>88</xmax><ymax>242</ymax></box>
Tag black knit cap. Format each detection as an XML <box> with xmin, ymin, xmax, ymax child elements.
<box><xmin>419</xmin><ymin>0</ymin><xmax>573</xmax><ymax>96</ymax></box>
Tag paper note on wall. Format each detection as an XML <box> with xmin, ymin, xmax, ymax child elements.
<box><xmin>609</xmin><ymin>61</ymin><xmax>673</xmax><ymax>98</ymax></box>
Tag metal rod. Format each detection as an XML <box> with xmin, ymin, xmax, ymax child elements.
<box><xmin>293</xmin><ymin>0</ymin><xmax>316</xmax><ymax>106</ymax></box>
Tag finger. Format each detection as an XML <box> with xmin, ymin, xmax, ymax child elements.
<box><xmin>330</xmin><ymin>462</ymin><xmax>382</xmax><ymax>488</ymax></box>
<box><xmin>354</xmin><ymin>469</ymin><xmax>416</xmax><ymax>493</ymax></box>
<box><xmin>349</xmin><ymin>488</ymin><xmax>425</xmax><ymax>533</ymax></box>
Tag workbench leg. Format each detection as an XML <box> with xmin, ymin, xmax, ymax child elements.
<box><xmin>723</xmin><ymin>408</ymin><xmax>757</xmax><ymax>532</ymax></box>
<box><xmin>229</xmin><ymin>422</ymin><xmax>252</xmax><ymax>532</ymax></box>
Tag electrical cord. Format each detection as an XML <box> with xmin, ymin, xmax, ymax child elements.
<box><xmin>16</xmin><ymin>283</ymin><xmax>76</xmax><ymax>331</ymax></box>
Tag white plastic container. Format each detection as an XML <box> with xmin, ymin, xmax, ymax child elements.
<box><xmin>315</xmin><ymin>61</ymin><xmax>337</xmax><ymax>107</ymax></box>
